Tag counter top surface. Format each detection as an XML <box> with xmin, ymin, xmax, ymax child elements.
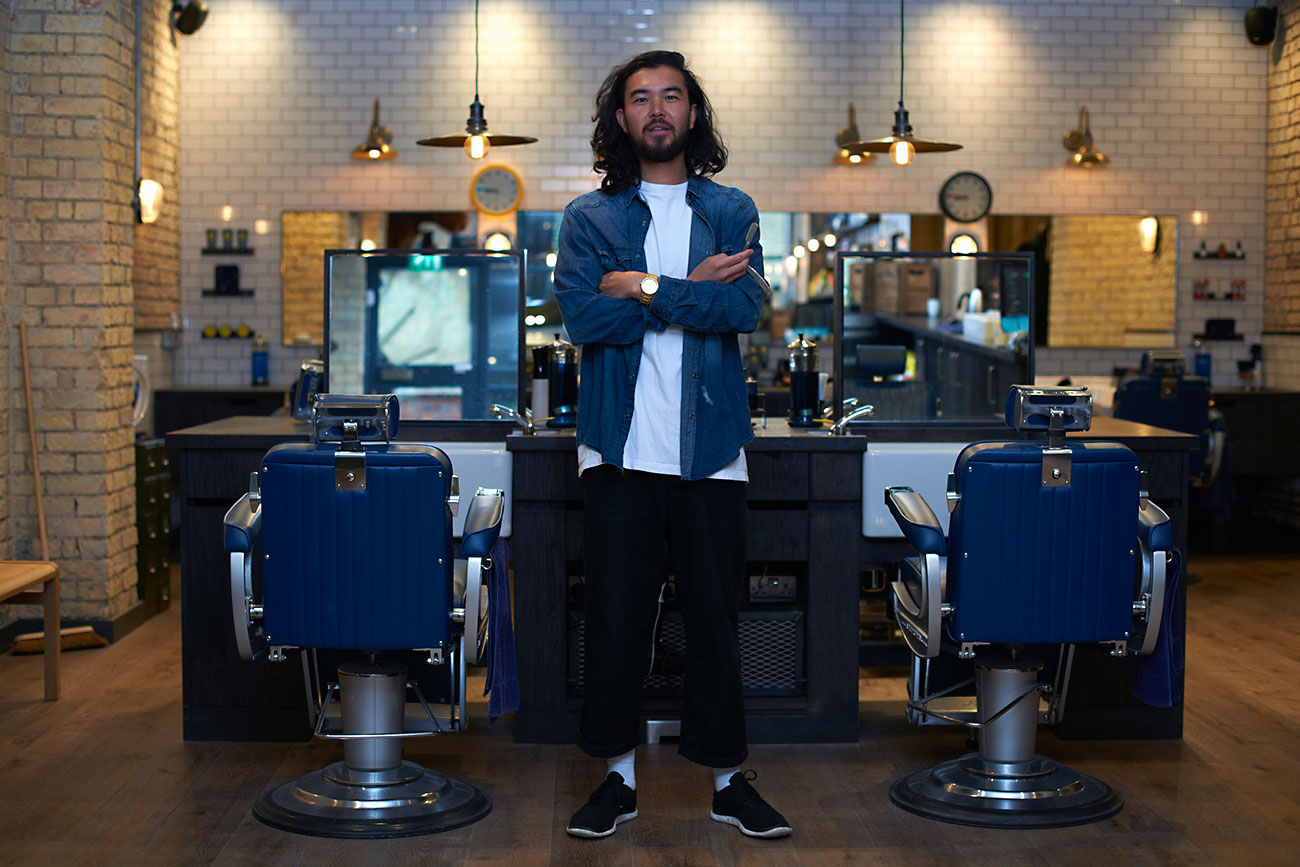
<box><xmin>165</xmin><ymin>413</ymin><xmax>1195</xmax><ymax>451</ymax></box>
<box><xmin>874</xmin><ymin>312</ymin><xmax>1022</xmax><ymax>360</ymax></box>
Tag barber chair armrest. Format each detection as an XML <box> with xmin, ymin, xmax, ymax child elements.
<box><xmin>1133</xmin><ymin>498</ymin><xmax>1172</xmax><ymax>656</ymax></box>
<box><xmin>223</xmin><ymin>492</ymin><xmax>261</xmax><ymax>553</ymax></box>
<box><xmin>1137</xmin><ymin>498</ymin><xmax>1172</xmax><ymax>552</ymax></box>
<box><xmin>223</xmin><ymin>491</ymin><xmax>264</xmax><ymax>661</ymax></box>
<box><xmin>885</xmin><ymin>486</ymin><xmax>946</xmax><ymax>556</ymax></box>
<box><xmin>460</xmin><ymin>488</ymin><xmax>505</xmax><ymax>558</ymax></box>
<box><xmin>459</xmin><ymin>489</ymin><xmax>505</xmax><ymax>666</ymax></box>
<box><xmin>891</xmin><ymin>554</ymin><xmax>946</xmax><ymax>659</ymax></box>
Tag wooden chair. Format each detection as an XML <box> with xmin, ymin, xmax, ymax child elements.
<box><xmin>0</xmin><ymin>561</ymin><xmax>60</xmax><ymax>700</ymax></box>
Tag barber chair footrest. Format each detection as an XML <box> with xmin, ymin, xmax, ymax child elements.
<box><xmin>253</xmin><ymin>760</ymin><xmax>491</xmax><ymax>838</ymax></box>
<box><xmin>889</xmin><ymin>753</ymin><xmax>1121</xmax><ymax>829</ymax></box>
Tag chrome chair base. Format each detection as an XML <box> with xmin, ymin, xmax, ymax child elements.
<box><xmin>889</xmin><ymin>752</ymin><xmax>1121</xmax><ymax>829</ymax></box>
<box><xmin>253</xmin><ymin>760</ymin><xmax>491</xmax><ymax>838</ymax></box>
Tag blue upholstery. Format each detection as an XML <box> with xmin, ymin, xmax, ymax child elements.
<box><xmin>461</xmin><ymin>493</ymin><xmax>505</xmax><ymax>558</ymax></box>
<box><xmin>1113</xmin><ymin>367</ymin><xmax>1210</xmax><ymax>478</ymax></box>
<box><xmin>946</xmin><ymin>441</ymin><xmax>1140</xmax><ymax>645</ymax></box>
<box><xmin>885</xmin><ymin>487</ymin><xmax>946</xmax><ymax>555</ymax></box>
<box><xmin>259</xmin><ymin>442</ymin><xmax>454</xmax><ymax>650</ymax></box>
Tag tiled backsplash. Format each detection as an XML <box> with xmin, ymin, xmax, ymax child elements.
<box><xmin>178</xmin><ymin>0</ymin><xmax>1269</xmax><ymax>389</ymax></box>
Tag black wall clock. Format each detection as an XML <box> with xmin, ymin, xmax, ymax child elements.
<box><xmin>939</xmin><ymin>171</ymin><xmax>993</xmax><ymax>223</ymax></box>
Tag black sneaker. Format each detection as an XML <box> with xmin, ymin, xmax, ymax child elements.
<box><xmin>566</xmin><ymin>772</ymin><xmax>638</xmax><ymax>838</ymax></box>
<box><xmin>710</xmin><ymin>770</ymin><xmax>792</xmax><ymax>838</ymax></box>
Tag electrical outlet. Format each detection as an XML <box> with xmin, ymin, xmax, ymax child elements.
<box><xmin>749</xmin><ymin>574</ymin><xmax>796</xmax><ymax>601</ymax></box>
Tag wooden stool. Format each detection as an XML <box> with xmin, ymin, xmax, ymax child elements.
<box><xmin>0</xmin><ymin>561</ymin><xmax>60</xmax><ymax>700</ymax></box>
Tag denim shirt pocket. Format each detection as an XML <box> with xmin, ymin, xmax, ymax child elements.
<box><xmin>597</xmin><ymin>246</ymin><xmax>641</xmax><ymax>270</ymax></box>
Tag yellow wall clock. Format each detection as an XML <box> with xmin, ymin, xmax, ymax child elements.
<box><xmin>470</xmin><ymin>164</ymin><xmax>524</xmax><ymax>216</ymax></box>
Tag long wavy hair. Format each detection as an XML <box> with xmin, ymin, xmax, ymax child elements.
<box><xmin>591</xmin><ymin>51</ymin><xmax>728</xmax><ymax>193</ymax></box>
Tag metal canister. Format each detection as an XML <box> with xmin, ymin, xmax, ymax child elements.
<box><xmin>787</xmin><ymin>333</ymin><xmax>821</xmax><ymax>427</ymax></box>
<box><xmin>547</xmin><ymin>333</ymin><xmax>578</xmax><ymax>428</ymax></box>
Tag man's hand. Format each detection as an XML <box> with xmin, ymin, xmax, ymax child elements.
<box><xmin>688</xmin><ymin>249</ymin><xmax>752</xmax><ymax>283</ymax></box>
<box><xmin>598</xmin><ymin>270</ymin><xmax>646</xmax><ymax>300</ymax></box>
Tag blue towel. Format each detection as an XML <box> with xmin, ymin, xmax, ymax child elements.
<box><xmin>1133</xmin><ymin>549</ymin><xmax>1184</xmax><ymax>707</ymax></box>
<box><xmin>482</xmin><ymin>536</ymin><xmax>519</xmax><ymax>724</ymax></box>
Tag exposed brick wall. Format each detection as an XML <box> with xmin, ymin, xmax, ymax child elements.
<box><xmin>175</xmin><ymin>0</ymin><xmax>1268</xmax><ymax>389</ymax></box>
<box><xmin>133</xmin><ymin>0</ymin><xmax>180</xmax><ymax>330</ymax></box>
<box><xmin>280</xmin><ymin>210</ymin><xmax>349</xmax><ymax>347</ymax></box>
<box><xmin>1048</xmin><ymin>216</ymin><xmax>1177</xmax><ymax>349</ymax></box>
<box><xmin>1</xmin><ymin>0</ymin><xmax>13</xmax><ymax>562</ymax></box>
<box><xmin>1264</xmin><ymin>0</ymin><xmax>1300</xmax><ymax>386</ymax></box>
<box><xmin>6</xmin><ymin>0</ymin><xmax>137</xmax><ymax>622</ymax></box>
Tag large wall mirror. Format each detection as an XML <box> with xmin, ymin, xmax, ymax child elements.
<box><xmin>281</xmin><ymin>210</ymin><xmax>478</xmax><ymax>347</ymax></box>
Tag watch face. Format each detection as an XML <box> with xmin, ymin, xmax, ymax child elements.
<box><xmin>640</xmin><ymin>275</ymin><xmax>658</xmax><ymax>294</ymax></box>
<box><xmin>939</xmin><ymin>171</ymin><xmax>993</xmax><ymax>223</ymax></box>
<box><xmin>471</xmin><ymin>166</ymin><xmax>522</xmax><ymax>216</ymax></box>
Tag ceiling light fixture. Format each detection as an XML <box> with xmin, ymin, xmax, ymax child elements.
<box><xmin>417</xmin><ymin>0</ymin><xmax>537</xmax><ymax>159</ymax></box>
<box><xmin>1063</xmin><ymin>105</ymin><xmax>1108</xmax><ymax>167</ymax></box>
<box><xmin>847</xmin><ymin>0</ymin><xmax>961</xmax><ymax>166</ymax></box>
<box><xmin>352</xmin><ymin>99</ymin><xmax>397</xmax><ymax>160</ymax></box>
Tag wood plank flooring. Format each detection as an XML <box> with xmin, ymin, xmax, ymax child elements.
<box><xmin>1</xmin><ymin>556</ymin><xmax>1298</xmax><ymax>865</ymax></box>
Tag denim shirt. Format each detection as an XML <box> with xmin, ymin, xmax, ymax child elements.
<box><xmin>554</xmin><ymin>176</ymin><xmax>767</xmax><ymax>480</ymax></box>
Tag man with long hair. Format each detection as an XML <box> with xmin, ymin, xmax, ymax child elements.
<box><xmin>553</xmin><ymin>50</ymin><xmax>789</xmax><ymax>840</ymax></box>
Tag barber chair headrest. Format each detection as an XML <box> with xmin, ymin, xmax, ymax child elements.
<box><xmin>1140</xmin><ymin>350</ymin><xmax>1187</xmax><ymax>378</ymax></box>
<box><xmin>311</xmin><ymin>394</ymin><xmax>400</xmax><ymax>445</ymax></box>
<box><xmin>1005</xmin><ymin>385</ymin><xmax>1092</xmax><ymax>433</ymax></box>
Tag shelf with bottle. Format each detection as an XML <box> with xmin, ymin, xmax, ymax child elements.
<box><xmin>1192</xmin><ymin>241</ymin><xmax>1245</xmax><ymax>260</ymax></box>
<box><xmin>202</xmin><ymin>228</ymin><xmax>255</xmax><ymax>255</ymax></box>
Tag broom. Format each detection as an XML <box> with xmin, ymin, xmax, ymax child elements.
<box><xmin>6</xmin><ymin>323</ymin><xmax>107</xmax><ymax>655</ymax></box>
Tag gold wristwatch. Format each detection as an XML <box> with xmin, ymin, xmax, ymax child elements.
<box><xmin>638</xmin><ymin>273</ymin><xmax>659</xmax><ymax>306</ymax></box>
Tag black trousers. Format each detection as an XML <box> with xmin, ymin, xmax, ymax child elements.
<box><xmin>577</xmin><ymin>466</ymin><xmax>748</xmax><ymax>768</ymax></box>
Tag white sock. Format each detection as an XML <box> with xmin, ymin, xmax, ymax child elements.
<box><xmin>714</xmin><ymin>767</ymin><xmax>740</xmax><ymax>791</ymax></box>
<box><xmin>607</xmin><ymin>749</ymin><xmax>636</xmax><ymax>790</ymax></box>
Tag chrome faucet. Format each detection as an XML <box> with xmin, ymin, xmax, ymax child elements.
<box><xmin>490</xmin><ymin>404</ymin><xmax>547</xmax><ymax>436</ymax></box>
<box><xmin>829</xmin><ymin>403</ymin><xmax>875</xmax><ymax>436</ymax></box>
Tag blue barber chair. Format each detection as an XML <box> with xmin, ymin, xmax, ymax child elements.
<box><xmin>1113</xmin><ymin>350</ymin><xmax>1224</xmax><ymax>485</ymax></box>
<box><xmin>885</xmin><ymin>385</ymin><xmax>1173</xmax><ymax>828</ymax></box>
<box><xmin>223</xmin><ymin>394</ymin><xmax>505</xmax><ymax>837</ymax></box>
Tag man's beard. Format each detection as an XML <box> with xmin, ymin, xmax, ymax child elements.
<box><xmin>633</xmin><ymin>127</ymin><xmax>687</xmax><ymax>164</ymax></box>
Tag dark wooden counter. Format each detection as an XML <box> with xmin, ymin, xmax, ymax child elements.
<box><xmin>170</xmin><ymin>415</ymin><xmax>1194</xmax><ymax>743</ymax></box>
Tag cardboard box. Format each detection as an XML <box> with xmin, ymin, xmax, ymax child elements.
<box><xmin>872</xmin><ymin>261</ymin><xmax>900</xmax><ymax>314</ymax></box>
<box><xmin>899</xmin><ymin>262</ymin><xmax>936</xmax><ymax>314</ymax></box>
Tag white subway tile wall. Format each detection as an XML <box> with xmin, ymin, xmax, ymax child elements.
<box><xmin>179</xmin><ymin>0</ymin><xmax>1269</xmax><ymax>388</ymax></box>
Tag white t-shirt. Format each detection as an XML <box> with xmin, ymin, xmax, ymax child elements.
<box><xmin>578</xmin><ymin>180</ymin><xmax>746</xmax><ymax>481</ymax></box>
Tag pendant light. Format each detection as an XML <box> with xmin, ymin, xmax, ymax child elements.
<box><xmin>417</xmin><ymin>0</ymin><xmax>537</xmax><ymax>159</ymax></box>
<box><xmin>847</xmin><ymin>0</ymin><xmax>961</xmax><ymax>166</ymax></box>
<box><xmin>352</xmin><ymin>99</ymin><xmax>397</xmax><ymax>160</ymax></box>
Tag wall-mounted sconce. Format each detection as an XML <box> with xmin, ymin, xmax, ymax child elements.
<box><xmin>832</xmin><ymin>104</ymin><xmax>875</xmax><ymax>165</ymax></box>
<box><xmin>417</xmin><ymin>0</ymin><xmax>537</xmax><ymax>159</ymax></box>
<box><xmin>949</xmin><ymin>233</ymin><xmax>979</xmax><ymax>255</ymax></box>
<box><xmin>352</xmin><ymin>99</ymin><xmax>397</xmax><ymax>160</ymax></box>
<box><xmin>846</xmin><ymin>0</ymin><xmax>962</xmax><ymax>166</ymax></box>
<box><xmin>170</xmin><ymin>0</ymin><xmax>208</xmax><ymax>36</ymax></box>
<box><xmin>135</xmin><ymin>178</ymin><xmax>164</xmax><ymax>224</ymax></box>
<box><xmin>1063</xmin><ymin>105</ymin><xmax>1108</xmax><ymax>167</ymax></box>
<box><xmin>1138</xmin><ymin>217</ymin><xmax>1160</xmax><ymax>255</ymax></box>
<box><xmin>483</xmin><ymin>231</ymin><xmax>513</xmax><ymax>251</ymax></box>
<box><xmin>1245</xmin><ymin>5</ymin><xmax>1278</xmax><ymax>46</ymax></box>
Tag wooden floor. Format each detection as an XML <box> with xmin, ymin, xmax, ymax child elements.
<box><xmin>2</xmin><ymin>556</ymin><xmax>1298</xmax><ymax>865</ymax></box>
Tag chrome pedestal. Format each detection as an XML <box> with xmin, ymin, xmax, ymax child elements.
<box><xmin>252</xmin><ymin>661</ymin><xmax>491</xmax><ymax>838</ymax></box>
<box><xmin>890</xmin><ymin>655</ymin><xmax>1122</xmax><ymax>829</ymax></box>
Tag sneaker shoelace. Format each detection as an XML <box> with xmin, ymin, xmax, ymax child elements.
<box><xmin>728</xmin><ymin>769</ymin><xmax>771</xmax><ymax>808</ymax></box>
<box><xmin>588</xmin><ymin>775</ymin><xmax>628</xmax><ymax>809</ymax></box>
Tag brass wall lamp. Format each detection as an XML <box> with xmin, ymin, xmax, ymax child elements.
<box><xmin>1063</xmin><ymin>105</ymin><xmax>1108</xmax><ymax>167</ymax></box>
<box><xmin>352</xmin><ymin>99</ymin><xmax>397</xmax><ymax>160</ymax></box>
<box><xmin>833</xmin><ymin>104</ymin><xmax>875</xmax><ymax>165</ymax></box>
